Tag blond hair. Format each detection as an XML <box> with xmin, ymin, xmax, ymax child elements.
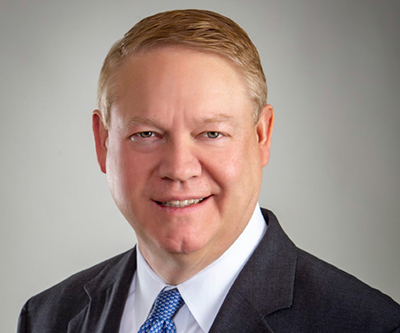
<box><xmin>97</xmin><ymin>9</ymin><xmax>267</xmax><ymax>127</ymax></box>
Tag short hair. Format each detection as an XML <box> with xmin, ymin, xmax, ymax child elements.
<box><xmin>97</xmin><ymin>9</ymin><xmax>267</xmax><ymax>128</ymax></box>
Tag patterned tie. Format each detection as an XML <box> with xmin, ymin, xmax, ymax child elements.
<box><xmin>138</xmin><ymin>288</ymin><xmax>185</xmax><ymax>333</ymax></box>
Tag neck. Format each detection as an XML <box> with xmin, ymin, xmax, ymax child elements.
<box><xmin>136</xmin><ymin>203</ymin><xmax>258</xmax><ymax>284</ymax></box>
<box><xmin>139</xmin><ymin>241</ymin><xmax>231</xmax><ymax>285</ymax></box>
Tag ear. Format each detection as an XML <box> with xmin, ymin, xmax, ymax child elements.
<box><xmin>92</xmin><ymin>110</ymin><xmax>108</xmax><ymax>174</ymax></box>
<box><xmin>256</xmin><ymin>104</ymin><xmax>274</xmax><ymax>167</ymax></box>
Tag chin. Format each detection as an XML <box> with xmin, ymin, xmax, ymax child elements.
<box><xmin>158</xmin><ymin>235</ymin><xmax>209</xmax><ymax>255</ymax></box>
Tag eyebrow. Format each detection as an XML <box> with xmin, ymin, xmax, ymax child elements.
<box><xmin>125</xmin><ymin>116</ymin><xmax>159</xmax><ymax>128</ymax></box>
<box><xmin>125</xmin><ymin>113</ymin><xmax>235</xmax><ymax>128</ymax></box>
<box><xmin>199</xmin><ymin>113</ymin><xmax>235</xmax><ymax>124</ymax></box>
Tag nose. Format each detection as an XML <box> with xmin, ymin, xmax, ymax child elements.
<box><xmin>158</xmin><ymin>140</ymin><xmax>202</xmax><ymax>182</ymax></box>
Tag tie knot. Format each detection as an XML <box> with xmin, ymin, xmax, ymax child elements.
<box><xmin>150</xmin><ymin>289</ymin><xmax>184</xmax><ymax>321</ymax></box>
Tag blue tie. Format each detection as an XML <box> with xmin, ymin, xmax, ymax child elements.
<box><xmin>138</xmin><ymin>289</ymin><xmax>185</xmax><ymax>333</ymax></box>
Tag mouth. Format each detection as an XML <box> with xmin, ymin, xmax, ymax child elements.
<box><xmin>155</xmin><ymin>197</ymin><xmax>208</xmax><ymax>208</ymax></box>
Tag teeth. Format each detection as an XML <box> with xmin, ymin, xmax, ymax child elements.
<box><xmin>162</xmin><ymin>198</ymin><xmax>203</xmax><ymax>207</ymax></box>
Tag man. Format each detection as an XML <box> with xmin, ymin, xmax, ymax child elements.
<box><xmin>18</xmin><ymin>9</ymin><xmax>400</xmax><ymax>333</ymax></box>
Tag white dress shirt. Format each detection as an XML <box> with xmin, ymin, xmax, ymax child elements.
<box><xmin>119</xmin><ymin>203</ymin><xmax>267</xmax><ymax>333</ymax></box>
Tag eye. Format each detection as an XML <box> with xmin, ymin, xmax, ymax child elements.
<box><xmin>204</xmin><ymin>131</ymin><xmax>222</xmax><ymax>139</ymax></box>
<box><xmin>129</xmin><ymin>131</ymin><xmax>159</xmax><ymax>142</ymax></box>
<box><xmin>137</xmin><ymin>131</ymin><xmax>154</xmax><ymax>138</ymax></box>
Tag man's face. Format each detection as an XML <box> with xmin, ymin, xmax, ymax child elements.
<box><xmin>93</xmin><ymin>47</ymin><xmax>273</xmax><ymax>264</ymax></box>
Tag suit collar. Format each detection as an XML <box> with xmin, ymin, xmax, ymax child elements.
<box><xmin>68</xmin><ymin>248</ymin><xmax>137</xmax><ymax>333</ymax></box>
<box><xmin>66</xmin><ymin>208</ymin><xmax>296</xmax><ymax>332</ymax></box>
<box><xmin>210</xmin><ymin>208</ymin><xmax>297</xmax><ymax>332</ymax></box>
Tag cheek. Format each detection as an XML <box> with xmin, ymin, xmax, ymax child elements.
<box><xmin>106</xmin><ymin>144</ymin><xmax>142</xmax><ymax>199</ymax></box>
<box><xmin>218</xmin><ymin>144</ymin><xmax>256</xmax><ymax>179</ymax></box>
<box><xmin>219</xmin><ymin>142</ymin><xmax>262</xmax><ymax>195</ymax></box>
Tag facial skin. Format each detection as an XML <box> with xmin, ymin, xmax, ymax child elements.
<box><xmin>93</xmin><ymin>47</ymin><xmax>274</xmax><ymax>284</ymax></box>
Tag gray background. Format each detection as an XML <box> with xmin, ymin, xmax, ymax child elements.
<box><xmin>1</xmin><ymin>0</ymin><xmax>399</xmax><ymax>331</ymax></box>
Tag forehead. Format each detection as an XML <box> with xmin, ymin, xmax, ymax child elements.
<box><xmin>115</xmin><ymin>47</ymin><xmax>249</xmax><ymax>104</ymax></box>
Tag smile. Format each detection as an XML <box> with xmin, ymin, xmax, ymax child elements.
<box><xmin>159</xmin><ymin>198</ymin><xmax>206</xmax><ymax>208</ymax></box>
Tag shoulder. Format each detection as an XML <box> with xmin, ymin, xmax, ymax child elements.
<box><xmin>259</xmin><ymin>208</ymin><xmax>400</xmax><ymax>331</ymax></box>
<box><xmin>296</xmin><ymin>248</ymin><xmax>399</xmax><ymax>310</ymax></box>
<box><xmin>18</xmin><ymin>248</ymin><xmax>135</xmax><ymax>332</ymax></box>
<box><xmin>29</xmin><ymin>249</ymin><xmax>133</xmax><ymax>304</ymax></box>
<box><xmin>288</xmin><ymin>248</ymin><xmax>400</xmax><ymax>331</ymax></box>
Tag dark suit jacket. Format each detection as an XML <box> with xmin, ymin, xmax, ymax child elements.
<box><xmin>18</xmin><ymin>209</ymin><xmax>400</xmax><ymax>332</ymax></box>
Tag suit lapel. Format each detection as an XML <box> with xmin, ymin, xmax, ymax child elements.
<box><xmin>68</xmin><ymin>248</ymin><xmax>137</xmax><ymax>333</ymax></box>
<box><xmin>210</xmin><ymin>209</ymin><xmax>297</xmax><ymax>332</ymax></box>
<box><xmin>65</xmin><ymin>209</ymin><xmax>295</xmax><ymax>332</ymax></box>
<box><xmin>209</xmin><ymin>286</ymin><xmax>275</xmax><ymax>332</ymax></box>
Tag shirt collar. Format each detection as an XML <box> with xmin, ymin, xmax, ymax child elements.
<box><xmin>135</xmin><ymin>203</ymin><xmax>266</xmax><ymax>332</ymax></box>
<box><xmin>135</xmin><ymin>245</ymin><xmax>169</xmax><ymax>326</ymax></box>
